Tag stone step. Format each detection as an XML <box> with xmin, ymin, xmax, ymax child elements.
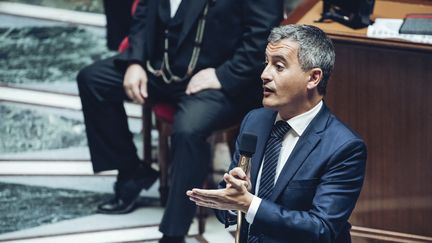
<box><xmin>0</xmin><ymin>2</ymin><xmax>105</xmax><ymax>27</ymax></box>
<box><xmin>0</xmin><ymin>86</ymin><xmax>142</xmax><ymax>118</ymax></box>
<box><xmin>0</xmin><ymin>160</ymin><xmax>112</xmax><ymax>176</ymax></box>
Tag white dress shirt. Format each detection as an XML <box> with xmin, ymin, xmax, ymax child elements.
<box><xmin>245</xmin><ymin>101</ymin><xmax>323</xmax><ymax>224</ymax></box>
<box><xmin>170</xmin><ymin>0</ymin><xmax>182</xmax><ymax>18</ymax></box>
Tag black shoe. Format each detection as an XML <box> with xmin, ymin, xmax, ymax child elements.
<box><xmin>97</xmin><ymin>195</ymin><xmax>137</xmax><ymax>214</ymax></box>
<box><xmin>159</xmin><ymin>235</ymin><xmax>185</xmax><ymax>243</ymax></box>
<box><xmin>97</xmin><ymin>166</ymin><xmax>159</xmax><ymax>214</ymax></box>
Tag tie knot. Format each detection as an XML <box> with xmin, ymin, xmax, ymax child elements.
<box><xmin>271</xmin><ymin>120</ymin><xmax>290</xmax><ymax>139</ymax></box>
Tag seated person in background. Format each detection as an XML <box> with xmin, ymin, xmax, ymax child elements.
<box><xmin>187</xmin><ymin>24</ymin><xmax>367</xmax><ymax>243</ymax></box>
<box><xmin>77</xmin><ymin>0</ymin><xmax>283</xmax><ymax>242</ymax></box>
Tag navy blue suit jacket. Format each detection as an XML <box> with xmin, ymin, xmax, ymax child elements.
<box><xmin>216</xmin><ymin>103</ymin><xmax>367</xmax><ymax>243</ymax></box>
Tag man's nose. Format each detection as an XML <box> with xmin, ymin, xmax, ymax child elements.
<box><xmin>261</xmin><ymin>65</ymin><xmax>272</xmax><ymax>83</ymax></box>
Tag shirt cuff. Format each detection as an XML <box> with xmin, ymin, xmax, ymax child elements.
<box><xmin>245</xmin><ymin>196</ymin><xmax>262</xmax><ymax>224</ymax></box>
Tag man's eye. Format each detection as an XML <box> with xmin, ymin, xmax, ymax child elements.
<box><xmin>276</xmin><ymin>65</ymin><xmax>284</xmax><ymax>71</ymax></box>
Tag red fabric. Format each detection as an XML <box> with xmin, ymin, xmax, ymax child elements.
<box><xmin>153</xmin><ymin>103</ymin><xmax>175</xmax><ymax>123</ymax></box>
<box><xmin>131</xmin><ymin>0</ymin><xmax>140</xmax><ymax>14</ymax></box>
<box><xmin>117</xmin><ymin>37</ymin><xmax>129</xmax><ymax>52</ymax></box>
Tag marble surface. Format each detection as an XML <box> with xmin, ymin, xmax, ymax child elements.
<box><xmin>0</xmin><ymin>181</ymin><xmax>161</xmax><ymax>234</ymax></box>
<box><xmin>0</xmin><ymin>102</ymin><xmax>86</xmax><ymax>154</ymax></box>
<box><xmin>0</xmin><ymin>102</ymin><xmax>143</xmax><ymax>160</ymax></box>
<box><xmin>0</xmin><ymin>25</ymin><xmax>114</xmax><ymax>94</ymax></box>
<box><xmin>0</xmin><ymin>0</ymin><xmax>104</xmax><ymax>13</ymax></box>
<box><xmin>0</xmin><ymin>182</ymin><xmax>110</xmax><ymax>234</ymax></box>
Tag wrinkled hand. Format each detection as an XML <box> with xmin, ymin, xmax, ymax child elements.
<box><xmin>185</xmin><ymin>68</ymin><xmax>221</xmax><ymax>95</ymax></box>
<box><xmin>186</xmin><ymin>167</ymin><xmax>253</xmax><ymax>213</ymax></box>
<box><xmin>123</xmin><ymin>64</ymin><xmax>148</xmax><ymax>104</ymax></box>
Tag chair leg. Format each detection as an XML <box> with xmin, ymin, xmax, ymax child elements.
<box><xmin>197</xmin><ymin>179</ymin><xmax>210</xmax><ymax>235</ymax></box>
<box><xmin>197</xmin><ymin>205</ymin><xmax>207</xmax><ymax>235</ymax></box>
<box><xmin>142</xmin><ymin>105</ymin><xmax>153</xmax><ymax>166</ymax></box>
<box><xmin>196</xmin><ymin>126</ymin><xmax>240</xmax><ymax>234</ymax></box>
<box><xmin>157</xmin><ymin>119</ymin><xmax>171</xmax><ymax>206</ymax></box>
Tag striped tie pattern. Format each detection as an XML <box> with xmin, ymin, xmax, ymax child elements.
<box><xmin>248</xmin><ymin>120</ymin><xmax>290</xmax><ymax>243</ymax></box>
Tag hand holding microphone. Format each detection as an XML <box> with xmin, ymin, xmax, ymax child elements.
<box><xmin>186</xmin><ymin>133</ymin><xmax>257</xmax><ymax>200</ymax></box>
<box><xmin>185</xmin><ymin>132</ymin><xmax>257</xmax><ymax>243</ymax></box>
<box><xmin>235</xmin><ymin>133</ymin><xmax>257</xmax><ymax>243</ymax></box>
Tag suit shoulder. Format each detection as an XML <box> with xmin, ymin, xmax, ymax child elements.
<box><xmin>242</xmin><ymin>108</ymin><xmax>275</xmax><ymax>123</ymax></box>
<box><xmin>246</xmin><ymin>107</ymin><xmax>273</xmax><ymax>116</ymax></box>
<box><xmin>325</xmin><ymin>113</ymin><xmax>366</xmax><ymax>146</ymax></box>
<box><xmin>239</xmin><ymin>108</ymin><xmax>276</xmax><ymax>131</ymax></box>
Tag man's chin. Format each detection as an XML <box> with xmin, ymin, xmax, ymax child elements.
<box><xmin>262</xmin><ymin>100</ymin><xmax>278</xmax><ymax>110</ymax></box>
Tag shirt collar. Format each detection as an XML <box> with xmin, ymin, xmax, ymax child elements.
<box><xmin>275</xmin><ymin>101</ymin><xmax>323</xmax><ymax>137</ymax></box>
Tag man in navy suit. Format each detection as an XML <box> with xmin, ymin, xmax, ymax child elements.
<box><xmin>187</xmin><ymin>24</ymin><xmax>367</xmax><ymax>242</ymax></box>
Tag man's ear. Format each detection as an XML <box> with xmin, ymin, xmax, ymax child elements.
<box><xmin>306</xmin><ymin>68</ymin><xmax>323</xmax><ymax>90</ymax></box>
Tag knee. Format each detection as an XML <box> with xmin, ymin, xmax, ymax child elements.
<box><xmin>173</xmin><ymin>127</ymin><xmax>199</xmax><ymax>139</ymax></box>
<box><xmin>76</xmin><ymin>64</ymin><xmax>96</xmax><ymax>90</ymax></box>
<box><xmin>172</xmin><ymin>120</ymin><xmax>211</xmax><ymax>141</ymax></box>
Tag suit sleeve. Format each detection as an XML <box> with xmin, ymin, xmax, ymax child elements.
<box><xmin>250</xmin><ymin>139</ymin><xmax>367</xmax><ymax>242</ymax></box>
<box><xmin>114</xmin><ymin>0</ymin><xmax>148</xmax><ymax>70</ymax></box>
<box><xmin>215</xmin><ymin>0</ymin><xmax>283</xmax><ymax>97</ymax></box>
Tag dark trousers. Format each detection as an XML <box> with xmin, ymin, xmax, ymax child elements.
<box><xmin>77</xmin><ymin>55</ymin><xmax>257</xmax><ymax>236</ymax></box>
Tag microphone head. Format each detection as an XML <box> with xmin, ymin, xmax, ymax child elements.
<box><xmin>239</xmin><ymin>133</ymin><xmax>257</xmax><ymax>157</ymax></box>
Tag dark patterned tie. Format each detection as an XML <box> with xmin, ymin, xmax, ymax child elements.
<box><xmin>248</xmin><ymin>120</ymin><xmax>291</xmax><ymax>243</ymax></box>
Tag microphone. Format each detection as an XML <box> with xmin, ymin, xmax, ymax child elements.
<box><xmin>237</xmin><ymin>133</ymin><xmax>257</xmax><ymax>174</ymax></box>
<box><xmin>235</xmin><ymin>133</ymin><xmax>257</xmax><ymax>243</ymax></box>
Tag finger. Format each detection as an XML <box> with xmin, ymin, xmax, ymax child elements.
<box><xmin>222</xmin><ymin>173</ymin><xmax>232</xmax><ymax>187</ymax></box>
<box><xmin>188</xmin><ymin>194</ymin><xmax>215</xmax><ymax>204</ymax></box>
<box><xmin>192</xmin><ymin>198</ymin><xmax>233</xmax><ymax>211</ymax></box>
<box><xmin>131</xmin><ymin>84</ymin><xmax>144</xmax><ymax>104</ymax></box>
<box><xmin>192</xmin><ymin>199</ymin><xmax>220</xmax><ymax>209</ymax></box>
<box><xmin>223</xmin><ymin>173</ymin><xmax>242</xmax><ymax>189</ymax></box>
<box><xmin>187</xmin><ymin>190</ymin><xmax>210</xmax><ymax>199</ymax></box>
<box><xmin>190</xmin><ymin>84</ymin><xmax>203</xmax><ymax>94</ymax></box>
<box><xmin>185</xmin><ymin>80</ymin><xmax>195</xmax><ymax>95</ymax></box>
<box><xmin>224</xmin><ymin>173</ymin><xmax>247</xmax><ymax>190</ymax></box>
<box><xmin>188</xmin><ymin>193</ymin><xmax>226</xmax><ymax>210</ymax></box>
<box><xmin>230</xmin><ymin>167</ymin><xmax>247</xmax><ymax>180</ymax></box>
<box><xmin>191</xmin><ymin>188</ymin><xmax>224</xmax><ymax>199</ymax></box>
<box><xmin>124</xmin><ymin>87</ymin><xmax>134</xmax><ymax>101</ymax></box>
<box><xmin>185</xmin><ymin>84</ymin><xmax>191</xmax><ymax>95</ymax></box>
<box><xmin>188</xmin><ymin>193</ymin><xmax>222</xmax><ymax>208</ymax></box>
<box><xmin>188</xmin><ymin>80</ymin><xmax>203</xmax><ymax>95</ymax></box>
<box><xmin>139</xmin><ymin>80</ymin><xmax>148</xmax><ymax>99</ymax></box>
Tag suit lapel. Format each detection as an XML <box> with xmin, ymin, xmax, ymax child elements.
<box><xmin>270</xmin><ymin>104</ymin><xmax>330</xmax><ymax>201</ymax></box>
<box><xmin>250</xmin><ymin>110</ymin><xmax>277</xmax><ymax>192</ymax></box>
<box><xmin>176</xmin><ymin>0</ymin><xmax>208</xmax><ymax>49</ymax></box>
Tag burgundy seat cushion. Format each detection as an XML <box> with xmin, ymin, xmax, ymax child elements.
<box><xmin>152</xmin><ymin>103</ymin><xmax>175</xmax><ymax>123</ymax></box>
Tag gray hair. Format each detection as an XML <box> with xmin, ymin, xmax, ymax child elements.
<box><xmin>268</xmin><ymin>24</ymin><xmax>335</xmax><ymax>95</ymax></box>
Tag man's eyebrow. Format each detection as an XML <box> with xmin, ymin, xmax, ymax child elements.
<box><xmin>266</xmin><ymin>54</ymin><xmax>287</xmax><ymax>63</ymax></box>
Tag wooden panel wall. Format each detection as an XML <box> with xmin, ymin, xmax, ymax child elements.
<box><xmin>324</xmin><ymin>40</ymin><xmax>432</xmax><ymax>240</ymax></box>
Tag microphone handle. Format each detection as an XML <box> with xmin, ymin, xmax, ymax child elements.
<box><xmin>238</xmin><ymin>155</ymin><xmax>251</xmax><ymax>174</ymax></box>
<box><xmin>235</xmin><ymin>154</ymin><xmax>252</xmax><ymax>243</ymax></box>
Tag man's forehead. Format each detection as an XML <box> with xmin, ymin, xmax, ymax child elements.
<box><xmin>265</xmin><ymin>39</ymin><xmax>298</xmax><ymax>57</ymax></box>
